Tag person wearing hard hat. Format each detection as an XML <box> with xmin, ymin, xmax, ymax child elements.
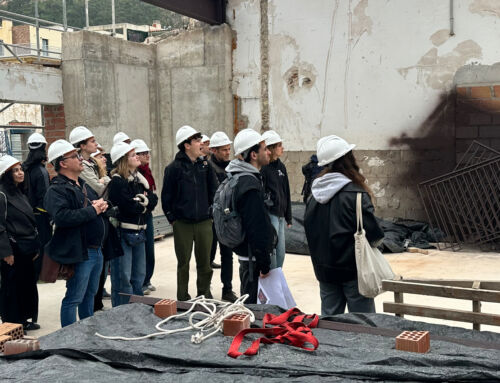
<box><xmin>44</xmin><ymin>139</ymin><xmax>109</xmax><ymax>327</ymax></box>
<box><xmin>207</xmin><ymin>131</ymin><xmax>238</xmax><ymax>302</ymax></box>
<box><xmin>130</xmin><ymin>139</ymin><xmax>158</xmax><ymax>296</ymax></box>
<box><xmin>107</xmin><ymin>142</ymin><xmax>158</xmax><ymax>307</ymax></box>
<box><xmin>224</xmin><ymin>128</ymin><xmax>276</xmax><ymax>304</ymax></box>
<box><xmin>304</xmin><ymin>135</ymin><xmax>384</xmax><ymax>315</ymax></box>
<box><xmin>200</xmin><ymin>134</ymin><xmax>211</xmax><ymax>159</ymax></box>
<box><xmin>113</xmin><ymin>132</ymin><xmax>131</xmax><ymax>145</ymax></box>
<box><xmin>22</xmin><ymin>132</ymin><xmax>51</xmax><ymax>325</ymax></box>
<box><xmin>0</xmin><ymin>155</ymin><xmax>40</xmax><ymax>332</ymax></box>
<box><xmin>69</xmin><ymin>126</ymin><xmax>109</xmax><ymax>197</ymax></box>
<box><xmin>260</xmin><ymin>130</ymin><xmax>292</xmax><ymax>270</ymax></box>
<box><xmin>161</xmin><ymin>125</ymin><xmax>218</xmax><ymax>301</ymax></box>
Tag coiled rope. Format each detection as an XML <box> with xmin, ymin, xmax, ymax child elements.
<box><xmin>95</xmin><ymin>294</ymin><xmax>254</xmax><ymax>344</ymax></box>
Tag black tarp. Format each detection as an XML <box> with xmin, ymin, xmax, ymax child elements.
<box><xmin>285</xmin><ymin>202</ymin><xmax>442</xmax><ymax>255</ymax></box>
<box><xmin>1</xmin><ymin>303</ymin><xmax>500</xmax><ymax>381</ymax></box>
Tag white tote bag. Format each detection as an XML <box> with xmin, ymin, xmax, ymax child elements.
<box><xmin>354</xmin><ymin>193</ymin><xmax>395</xmax><ymax>298</ymax></box>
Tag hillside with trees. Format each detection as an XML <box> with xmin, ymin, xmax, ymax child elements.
<box><xmin>0</xmin><ymin>0</ymin><xmax>184</xmax><ymax>30</ymax></box>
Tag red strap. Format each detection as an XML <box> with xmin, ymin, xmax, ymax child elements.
<box><xmin>227</xmin><ymin>308</ymin><xmax>319</xmax><ymax>358</ymax></box>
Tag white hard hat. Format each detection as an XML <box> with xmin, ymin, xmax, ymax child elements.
<box><xmin>0</xmin><ymin>155</ymin><xmax>21</xmax><ymax>177</ymax></box>
<box><xmin>209</xmin><ymin>131</ymin><xmax>232</xmax><ymax>148</ymax></box>
<box><xmin>233</xmin><ymin>129</ymin><xmax>263</xmax><ymax>156</ymax></box>
<box><xmin>175</xmin><ymin>125</ymin><xmax>199</xmax><ymax>146</ymax></box>
<box><xmin>48</xmin><ymin>139</ymin><xmax>77</xmax><ymax>163</ymax></box>
<box><xmin>113</xmin><ymin>132</ymin><xmax>130</xmax><ymax>145</ymax></box>
<box><xmin>90</xmin><ymin>150</ymin><xmax>102</xmax><ymax>158</ymax></box>
<box><xmin>130</xmin><ymin>139</ymin><xmax>151</xmax><ymax>153</ymax></box>
<box><xmin>201</xmin><ymin>134</ymin><xmax>210</xmax><ymax>143</ymax></box>
<box><xmin>69</xmin><ymin>126</ymin><xmax>94</xmax><ymax>145</ymax></box>
<box><xmin>27</xmin><ymin>132</ymin><xmax>47</xmax><ymax>147</ymax></box>
<box><xmin>262</xmin><ymin>130</ymin><xmax>282</xmax><ymax>146</ymax></box>
<box><xmin>316</xmin><ymin>135</ymin><xmax>356</xmax><ymax>167</ymax></box>
<box><xmin>110</xmin><ymin>142</ymin><xmax>134</xmax><ymax>164</ymax></box>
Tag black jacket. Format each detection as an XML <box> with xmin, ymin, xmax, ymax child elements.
<box><xmin>25</xmin><ymin>163</ymin><xmax>49</xmax><ymax>210</ymax></box>
<box><xmin>0</xmin><ymin>185</ymin><xmax>39</xmax><ymax>258</ymax></box>
<box><xmin>107</xmin><ymin>172</ymin><xmax>158</xmax><ymax>229</ymax></box>
<box><xmin>226</xmin><ymin>160</ymin><xmax>276</xmax><ymax>275</ymax></box>
<box><xmin>261</xmin><ymin>159</ymin><xmax>292</xmax><ymax>224</ymax></box>
<box><xmin>44</xmin><ymin>175</ymin><xmax>104</xmax><ymax>264</ymax></box>
<box><xmin>304</xmin><ymin>182</ymin><xmax>384</xmax><ymax>284</ymax></box>
<box><xmin>208</xmin><ymin>156</ymin><xmax>230</xmax><ymax>183</ymax></box>
<box><xmin>161</xmin><ymin>151</ymin><xmax>218</xmax><ymax>223</ymax></box>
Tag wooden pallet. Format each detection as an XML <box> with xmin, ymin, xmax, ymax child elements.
<box><xmin>152</xmin><ymin>214</ymin><xmax>173</xmax><ymax>241</ymax></box>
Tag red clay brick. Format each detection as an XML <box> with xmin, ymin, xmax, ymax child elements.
<box><xmin>0</xmin><ymin>323</ymin><xmax>24</xmax><ymax>341</ymax></box>
<box><xmin>3</xmin><ymin>339</ymin><xmax>40</xmax><ymax>355</ymax></box>
<box><xmin>0</xmin><ymin>335</ymin><xmax>12</xmax><ymax>353</ymax></box>
<box><xmin>493</xmin><ymin>85</ymin><xmax>500</xmax><ymax>98</ymax></box>
<box><xmin>223</xmin><ymin>314</ymin><xmax>250</xmax><ymax>336</ymax></box>
<box><xmin>456</xmin><ymin>87</ymin><xmax>468</xmax><ymax>98</ymax></box>
<box><xmin>396</xmin><ymin>331</ymin><xmax>430</xmax><ymax>353</ymax></box>
<box><xmin>470</xmin><ymin>86</ymin><xmax>492</xmax><ymax>99</ymax></box>
<box><xmin>477</xmin><ymin>99</ymin><xmax>500</xmax><ymax>114</ymax></box>
<box><xmin>154</xmin><ymin>299</ymin><xmax>177</xmax><ymax>319</ymax></box>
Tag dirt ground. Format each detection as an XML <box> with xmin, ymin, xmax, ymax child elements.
<box><xmin>27</xmin><ymin>237</ymin><xmax>500</xmax><ymax>338</ymax></box>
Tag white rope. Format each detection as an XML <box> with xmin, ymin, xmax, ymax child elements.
<box><xmin>95</xmin><ymin>294</ymin><xmax>255</xmax><ymax>343</ymax></box>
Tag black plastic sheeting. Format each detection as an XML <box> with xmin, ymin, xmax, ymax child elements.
<box><xmin>285</xmin><ymin>202</ymin><xmax>442</xmax><ymax>255</ymax></box>
<box><xmin>1</xmin><ymin>303</ymin><xmax>500</xmax><ymax>382</ymax></box>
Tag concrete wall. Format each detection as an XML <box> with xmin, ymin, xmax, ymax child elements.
<box><xmin>61</xmin><ymin>25</ymin><xmax>234</xmax><ymax>208</ymax></box>
<box><xmin>227</xmin><ymin>0</ymin><xmax>500</xmax><ymax>219</ymax></box>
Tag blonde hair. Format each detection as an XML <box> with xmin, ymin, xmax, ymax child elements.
<box><xmin>91</xmin><ymin>157</ymin><xmax>107</xmax><ymax>179</ymax></box>
<box><xmin>111</xmin><ymin>155</ymin><xmax>131</xmax><ymax>179</ymax></box>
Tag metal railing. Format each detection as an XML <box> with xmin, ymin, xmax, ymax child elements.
<box><xmin>0</xmin><ymin>43</ymin><xmax>61</xmax><ymax>60</ymax></box>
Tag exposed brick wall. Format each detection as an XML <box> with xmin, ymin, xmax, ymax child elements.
<box><xmin>456</xmin><ymin>84</ymin><xmax>500</xmax><ymax>162</ymax></box>
<box><xmin>43</xmin><ymin>104</ymin><xmax>66</xmax><ymax>177</ymax></box>
<box><xmin>12</xmin><ymin>25</ymin><xmax>30</xmax><ymax>45</ymax></box>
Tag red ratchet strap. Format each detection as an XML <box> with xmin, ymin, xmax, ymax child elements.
<box><xmin>227</xmin><ymin>308</ymin><xmax>319</xmax><ymax>358</ymax></box>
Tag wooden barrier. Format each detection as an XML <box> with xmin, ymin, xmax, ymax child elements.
<box><xmin>382</xmin><ymin>279</ymin><xmax>500</xmax><ymax>331</ymax></box>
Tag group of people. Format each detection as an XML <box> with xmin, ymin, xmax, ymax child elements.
<box><xmin>0</xmin><ymin>123</ymin><xmax>384</xmax><ymax>331</ymax></box>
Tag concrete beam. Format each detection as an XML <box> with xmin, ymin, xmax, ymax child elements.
<box><xmin>0</xmin><ymin>62</ymin><xmax>63</xmax><ymax>105</ymax></box>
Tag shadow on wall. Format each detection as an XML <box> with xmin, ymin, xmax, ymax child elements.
<box><xmin>388</xmin><ymin>92</ymin><xmax>456</xmax><ymax>184</ymax></box>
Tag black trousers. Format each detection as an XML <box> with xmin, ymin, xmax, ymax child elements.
<box><xmin>210</xmin><ymin>225</ymin><xmax>234</xmax><ymax>292</ymax></box>
<box><xmin>0</xmin><ymin>252</ymin><xmax>38</xmax><ymax>324</ymax></box>
<box><xmin>238</xmin><ymin>259</ymin><xmax>259</xmax><ymax>304</ymax></box>
<box><xmin>33</xmin><ymin>212</ymin><xmax>52</xmax><ymax>322</ymax></box>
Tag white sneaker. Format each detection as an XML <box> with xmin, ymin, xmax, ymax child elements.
<box><xmin>143</xmin><ymin>288</ymin><xmax>151</xmax><ymax>295</ymax></box>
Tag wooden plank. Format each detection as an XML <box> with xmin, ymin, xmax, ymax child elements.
<box><xmin>382</xmin><ymin>280</ymin><xmax>500</xmax><ymax>303</ymax></box>
<box><xmin>472</xmin><ymin>281</ymin><xmax>482</xmax><ymax>331</ymax></box>
<box><xmin>403</xmin><ymin>279</ymin><xmax>500</xmax><ymax>291</ymax></box>
<box><xmin>394</xmin><ymin>292</ymin><xmax>404</xmax><ymax>318</ymax></box>
<box><xmin>384</xmin><ymin>302</ymin><xmax>500</xmax><ymax>327</ymax></box>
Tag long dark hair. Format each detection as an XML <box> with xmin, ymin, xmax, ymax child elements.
<box><xmin>0</xmin><ymin>167</ymin><xmax>25</xmax><ymax>195</ymax></box>
<box><xmin>319</xmin><ymin>151</ymin><xmax>375</xmax><ymax>202</ymax></box>
<box><xmin>23</xmin><ymin>145</ymin><xmax>47</xmax><ymax>171</ymax></box>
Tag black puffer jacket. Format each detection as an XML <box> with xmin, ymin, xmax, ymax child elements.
<box><xmin>0</xmin><ymin>184</ymin><xmax>39</xmax><ymax>258</ymax></box>
<box><xmin>161</xmin><ymin>151</ymin><xmax>218</xmax><ymax>224</ymax></box>
<box><xmin>44</xmin><ymin>175</ymin><xmax>105</xmax><ymax>264</ymax></box>
<box><xmin>260</xmin><ymin>158</ymin><xmax>292</xmax><ymax>224</ymax></box>
<box><xmin>107</xmin><ymin>172</ymin><xmax>158</xmax><ymax>229</ymax></box>
<box><xmin>305</xmin><ymin>176</ymin><xmax>384</xmax><ymax>284</ymax></box>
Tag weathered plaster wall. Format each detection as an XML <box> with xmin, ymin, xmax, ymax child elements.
<box><xmin>227</xmin><ymin>0</ymin><xmax>500</xmax><ymax>219</ymax></box>
<box><xmin>0</xmin><ymin>103</ymin><xmax>42</xmax><ymax>126</ymax></box>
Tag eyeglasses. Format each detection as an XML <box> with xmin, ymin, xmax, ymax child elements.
<box><xmin>137</xmin><ymin>152</ymin><xmax>150</xmax><ymax>156</ymax></box>
<box><xmin>62</xmin><ymin>153</ymin><xmax>83</xmax><ymax>161</ymax></box>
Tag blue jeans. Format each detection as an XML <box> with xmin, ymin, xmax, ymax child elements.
<box><xmin>60</xmin><ymin>248</ymin><xmax>103</xmax><ymax>327</ymax></box>
<box><xmin>110</xmin><ymin>236</ymin><xmax>146</xmax><ymax>307</ymax></box>
<box><xmin>319</xmin><ymin>279</ymin><xmax>375</xmax><ymax>316</ymax></box>
<box><xmin>269</xmin><ymin>214</ymin><xmax>285</xmax><ymax>269</ymax></box>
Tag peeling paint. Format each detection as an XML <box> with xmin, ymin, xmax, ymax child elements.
<box><xmin>367</xmin><ymin>156</ymin><xmax>385</xmax><ymax>167</ymax></box>
<box><xmin>397</xmin><ymin>40</ymin><xmax>482</xmax><ymax>89</ymax></box>
<box><xmin>469</xmin><ymin>0</ymin><xmax>500</xmax><ymax>18</ymax></box>
<box><xmin>352</xmin><ymin>0</ymin><xmax>372</xmax><ymax>40</ymax></box>
<box><xmin>370</xmin><ymin>181</ymin><xmax>386</xmax><ymax>198</ymax></box>
<box><xmin>430</xmin><ymin>29</ymin><xmax>450</xmax><ymax>47</ymax></box>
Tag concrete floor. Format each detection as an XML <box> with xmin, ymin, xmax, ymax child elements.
<box><xmin>26</xmin><ymin>237</ymin><xmax>500</xmax><ymax>338</ymax></box>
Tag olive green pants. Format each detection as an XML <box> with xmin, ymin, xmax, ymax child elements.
<box><xmin>172</xmin><ymin>219</ymin><xmax>213</xmax><ymax>301</ymax></box>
